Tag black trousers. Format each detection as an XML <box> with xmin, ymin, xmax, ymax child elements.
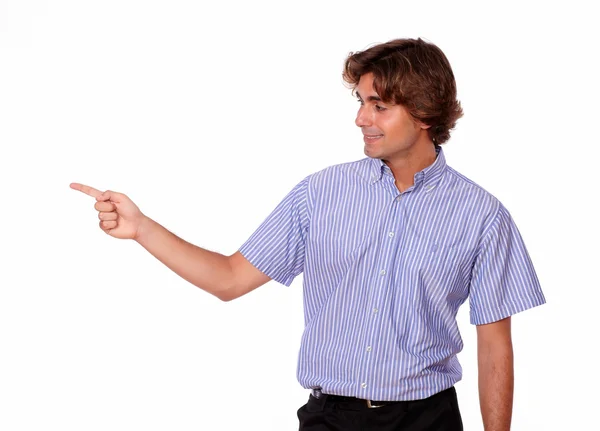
<box><xmin>297</xmin><ymin>386</ymin><xmax>463</xmax><ymax>431</ymax></box>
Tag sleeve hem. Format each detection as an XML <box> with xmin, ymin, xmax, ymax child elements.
<box><xmin>238</xmin><ymin>246</ymin><xmax>295</xmax><ymax>287</ymax></box>
<box><xmin>470</xmin><ymin>294</ymin><xmax>546</xmax><ymax>325</ymax></box>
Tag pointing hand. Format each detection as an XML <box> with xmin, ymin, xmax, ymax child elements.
<box><xmin>70</xmin><ymin>183</ymin><xmax>147</xmax><ymax>240</ymax></box>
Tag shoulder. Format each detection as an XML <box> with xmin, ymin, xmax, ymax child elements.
<box><xmin>281</xmin><ymin>158</ymin><xmax>371</xmax><ymax>207</ymax></box>
<box><xmin>443</xmin><ymin>166</ymin><xmax>507</xmax><ymax>228</ymax></box>
<box><xmin>446</xmin><ymin>166</ymin><xmax>501</xmax><ymax>204</ymax></box>
<box><xmin>307</xmin><ymin>157</ymin><xmax>374</xmax><ymax>187</ymax></box>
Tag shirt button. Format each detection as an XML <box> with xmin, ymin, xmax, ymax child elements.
<box><xmin>396</xmin><ymin>195</ymin><xmax>402</xmax><ymax>201</ymax></box>
<box><xmin>388</xmin><ymin>232</ymin><xmax>394</xmax><ymax>238</ymax></box>
<box><xmin>366</xmin><ymin>346</ymin><xmax>372</xmax><ymax>352</ymax></box>
<box><xmin>361</xmin><ymin>383</ymin><xmax>367</xmax><ymax>389</ymax></box>
<box><xmin>380</xmin><ymin>269</ymin><xmax>386</xmax><ymax>276</ymax></box>
<box><xmin>373</xmin><ymin>308</ymin><xmax>379</xmax><ymax>314</ymax></box>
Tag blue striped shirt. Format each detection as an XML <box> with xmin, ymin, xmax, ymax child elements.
<box><xmin>239</xmin><ymin>148</ymin><xmax>545</xmax><ymax>401</ymax></box>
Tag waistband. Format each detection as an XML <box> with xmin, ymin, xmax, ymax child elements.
<box><xmin>310</xmin><ymin>386</ymin><xmax>455</xmax><ymax>409</ymax></box>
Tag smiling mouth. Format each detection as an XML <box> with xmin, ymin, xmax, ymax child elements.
<box><xmin>364</xmin><ymin>134</ymin><xmax>383</xmax><ymax>142</ymax></box>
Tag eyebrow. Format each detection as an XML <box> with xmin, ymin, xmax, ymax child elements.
<box><xmin>355</xmin><ymin>91</ymin><xmax>382</xmax><ymax>102</ymax></box>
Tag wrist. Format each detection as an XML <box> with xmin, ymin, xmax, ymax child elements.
<box><xmin>134</xmin><ymin>214</ymin><xmax>153</xmax><ymax>243</ymax></box>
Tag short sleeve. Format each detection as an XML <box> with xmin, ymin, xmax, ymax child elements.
<box><xmin>238</xmin><ymin>176</ymin><xmax>311</xmax><ymax>287</ymax></box>
<box><xmin>469</xmin><ymin>204</ymin><xmax>546</xmax><ymax>325</ymax></box>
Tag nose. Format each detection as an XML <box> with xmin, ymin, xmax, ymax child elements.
<box><xmin>355</xmin><ymin>105</ymin><xmax>372</xmax><ymax>128</ymax></box>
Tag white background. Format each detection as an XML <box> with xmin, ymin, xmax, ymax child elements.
<box><xmin>1</xmin><ymin>0</ymin><xmax>598</xmax><ymax>429</ymax></box>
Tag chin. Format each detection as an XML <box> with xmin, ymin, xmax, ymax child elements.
<box><xmin>364</xmin><ymin>146</ymin><xmax>385</xmax><ymax>159</ymax></box>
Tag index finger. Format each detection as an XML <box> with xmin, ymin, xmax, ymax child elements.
<box><xmin>70</xmin><ymin>182</ymin><xmax>102</xmax><ymax>198</ymax></box>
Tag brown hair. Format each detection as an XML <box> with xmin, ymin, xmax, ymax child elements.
<box><xmin>343</xmin><ymin>38</ymin><xmax>463</xmax><ymax>145</ymax></box>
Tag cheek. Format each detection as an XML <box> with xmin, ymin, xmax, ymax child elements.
<box><xmin>382</xmin><ymin>118</ymin><xmax>406</xmax><ymax>139</ymax></box>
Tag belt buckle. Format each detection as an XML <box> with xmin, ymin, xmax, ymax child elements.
<box><xmin>366</xmin><ymin>399</ymin><xmax>383</xmax><ymax>409</ymax></box>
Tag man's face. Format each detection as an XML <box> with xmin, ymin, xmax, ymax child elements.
<box><xmin>355</xmin><ymin>73</ymin><xmax>429</xmax><ymax>161</ymax></box>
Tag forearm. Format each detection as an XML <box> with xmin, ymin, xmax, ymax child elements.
<box><xmin>478</xmin><ymin>341</ymin><xmax>514</xmax><ymax>431</ymax></box>
<box><xmin>135</xmin><ymin>216</ymin><xmax>234</xmax><ymax>300</ymax></box>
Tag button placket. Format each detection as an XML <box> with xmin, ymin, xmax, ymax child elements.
<box><xmin>360</xmin><ymin>191</ymin><xmax>397</xmax><ymax>396</ymax></box>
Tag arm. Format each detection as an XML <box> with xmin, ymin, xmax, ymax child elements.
<box><xmin>136</xmin><ymin>217</ymin><xmax>271</xmax><ymax>301</ymax></box>
<box><xmin>70</xmin><ymin>183</ymin><xmax>271</xmax><ymax>301</ymax></box>
<box><xmin>476</xmin><ymin>316</ymin><xmax>514</xmax><ymax>431</ymax></box>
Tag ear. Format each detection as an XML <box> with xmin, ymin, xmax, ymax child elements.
<box><xmin>418</xmin><ymin>122</ymin><xmax>432</xmax><ymax>130</ymax></box>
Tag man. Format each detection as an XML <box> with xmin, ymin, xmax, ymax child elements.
<box><xmin>72</xmin><ymin>38</ymin><xmax>545</xmax><ymax>430</ymax></box>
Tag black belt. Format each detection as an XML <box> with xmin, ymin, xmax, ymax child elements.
<box><xmin>320</xmin><ymin>394</ymin><xmax>395</xmax><ymax>409</ymax></box>
<box><xmin>311</xmin><ymin>386</ymin><xmax>454</xmax><ymax>410</ymax></box>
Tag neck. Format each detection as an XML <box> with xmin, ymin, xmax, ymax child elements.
<box><xmin>384</xmin><ymin>141</ymin><xmax>437</xmax><ymax>193</ymax></box>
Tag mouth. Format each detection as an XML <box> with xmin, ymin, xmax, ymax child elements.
<box><xmin>363</xmin><ymin>134</ymin><xmax>384</xmax><ymax>144</ymax></box>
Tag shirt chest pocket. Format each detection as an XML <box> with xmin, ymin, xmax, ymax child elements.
<box><xmin>395</xmin><ymin>240</ymin><xmax>473</xmax><ymax>305</ymax></box>
<box><xmin>418</xmin><ymin>242</ymin><xmax>462</xmax><ymax>266</ymax></box>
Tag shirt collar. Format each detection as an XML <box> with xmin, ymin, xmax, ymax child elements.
<box><xmin>368</xmin><ymin>146</ymin><xmax>447</xmax><ymax>192</ymax></box>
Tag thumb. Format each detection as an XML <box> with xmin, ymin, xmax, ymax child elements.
<box><xmin>96</xmin><ymin>190</ymin><xmax>124</xmax><ymax>203</ymax></box>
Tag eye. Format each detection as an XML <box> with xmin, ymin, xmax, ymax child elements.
<box><xmin>375</xmin><ymin>105</ymin><xmax>387</xmax><ymax>112</ymax></box>
<box><xmin>356</xmin><ymin>98</ymin><xmax>364</xmax><ymax>106</ymax></box>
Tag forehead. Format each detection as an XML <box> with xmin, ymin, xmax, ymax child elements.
<box><xmin>354</xmin><ymin>72</ymin><xmax>379</xmax><ymax>99</ymax></box>
<box><xmin>355</xmin><ymin>73</ymin><xmax>382</xmax><ymax>100</ymax></box>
